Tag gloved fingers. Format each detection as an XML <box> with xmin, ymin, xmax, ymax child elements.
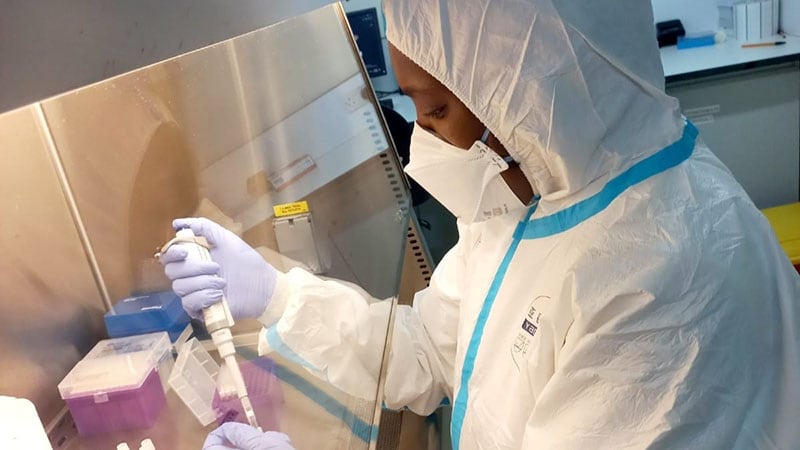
<box><xmin>262</xmin><ymin>431</ymin><xmax>293</xmax><ymax>449</ymax></box>
<box><xmin>202</xmin><ymin>423</ymin><xmax>229</xmax><ymax>448</ymax></box>
<box><xmin>201</xmin><ymin>443</ymin><xmax>236</xmax><ymax>450</ymax></box>
<box><xmin>179</xmin><ymin>287</ymin><xmax>224</xmax><ymax>318</ymax></box>
<box><xmin>164</xmin><ymin>259</ymin><xmax>221</xmax><ymax>281</ymax></box>
<box><xmin>157</xmin><ymin>245</ymin><xmax>188</xmax><ymax>265</ymax></box>
<box><xmin>171</xmin><ymin>275</ymin><xmax>226</xmax><ymax>297</ymax></box>
<box><xmin>173</xmin><ymin>217</ymin><xmax>223</xmax><ymax>246</ymax></box>
<box><xmin>203</xmin><ymin>422</ymin><xmax>264</xmax><ymax>449</ymax></box>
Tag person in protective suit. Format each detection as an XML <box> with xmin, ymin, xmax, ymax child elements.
<box><xmin>162</xmin><ymin>0</ymin><xmax>800</xmax><ymax>448</ymax></box>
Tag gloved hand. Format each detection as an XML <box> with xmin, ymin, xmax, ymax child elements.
<box><xmin>159</xmin><ymin>217</ymin><xmax>277</xmax><ymax>320</ymax></box>
<box><xmin>203</xmin><ymin>423</ymin><xmax>294</xmax><ymax>450</ymax></box>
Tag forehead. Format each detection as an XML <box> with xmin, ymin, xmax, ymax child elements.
<box><xmin>388</xmin><ymin>44</ymin><xmax>444</xmax><ymax>97</ymax></box>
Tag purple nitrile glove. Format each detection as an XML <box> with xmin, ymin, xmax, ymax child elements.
<box><xmin>203</xmin><ymin>423</ymin><xmax>294</xmax><ymax>450</ymax></box>
<box><xmin>159</xmin><ymin>217</ymin><xmax>277</xmax><ymax>321</ymax></box>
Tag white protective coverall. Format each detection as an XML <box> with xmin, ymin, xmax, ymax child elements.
<box><xmin>257</xmin><ymin>0</ymin><xmax>800</xmax><ymax>448</ymax></box>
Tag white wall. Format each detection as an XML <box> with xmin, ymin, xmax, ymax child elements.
<box><xmin>0</xmin><ymin>0</ymin><xmax>334</xmax><ymax>114</ymax></box>
<box><xmin>651</xmin><ymin>0</ymin><xmax>719</xmax><ymax>34</ymax></box>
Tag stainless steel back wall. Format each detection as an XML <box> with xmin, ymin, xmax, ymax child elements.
<box><xmin>0</xmin><ymin>106</ymin><xmax>107</xmax><ymax>423</ymax></box>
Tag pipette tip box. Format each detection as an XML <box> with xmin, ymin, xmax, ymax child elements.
<box><xmin>57</xmin><ymin>332</ymin><xmax>173</xmax><ymax>436</ymax></box>
<box><xmin>169</xmin><ymin>338</ymin><xmax>220</xmax><ymax>426</ymax></box>
<box><xmin>105</xmin><ymin>291</ymin><xmax>191</xmax><ymax>342</ymax></box>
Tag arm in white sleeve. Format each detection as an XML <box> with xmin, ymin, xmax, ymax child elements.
<box><xmin>256</xmin><ymin>245</ymin><xmax>463</xmax><ymax>416</ymax></box>
<box><xmin>384</xmin><ymin>251</ymin><xmax>461</xmax><ymax>415</ymax></box>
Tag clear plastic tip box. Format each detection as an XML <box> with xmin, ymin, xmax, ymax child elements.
<box><xmin>57</xmin><ymin>332</ymin><xmax>173</xmax><ymax>436</ymax></box>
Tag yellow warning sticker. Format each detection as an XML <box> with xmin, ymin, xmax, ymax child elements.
<box><xmin>273</xmin><ymin>201</ymin><xmax>310</xmax><ymax>218</ymax></box>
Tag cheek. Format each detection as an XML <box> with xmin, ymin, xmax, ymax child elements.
<box><xmin>439</xmin><ymin>110</ymin><xmax>484</xmax><ymax>149</ymax></box>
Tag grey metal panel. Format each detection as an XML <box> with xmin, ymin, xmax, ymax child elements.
<box><xmin>397</xmin><ymin>213</ymin><xmax>435</xmax><ymax>306</ymax></box>
<box><xmin>666</xmin><ymin>63</ymin><xmax>800</xmax><ymax>209</ymax></box>
<box><xmin>0</xmin><ymin>106</ymin><xmax>106</xmax><ymax>424</ymax></box>
<box><xmin>0</xmin><ymin>0</ymin><xmax>335</xmax><ymax>114</ymax></box>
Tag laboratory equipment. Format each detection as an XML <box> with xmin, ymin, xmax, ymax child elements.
<box><xmin>343</xmin><ymin>0</ymin><xmax>400</xmax><ymax>94</ymax></box>
<box><xmin>57</xmin><ymin>333</ymin><xmax>172</xmax><ymax>436</ymax></box>
<box><xmin>656</xmin><ymin>19</ymin><xmax>686</xmax><ymax>47</ymax></box>
<box><xmin>272</xmin><ymin>202</ymin><xmax>329</xmax><ymax>274</ymax></box>
<box><xmin>346</xmin><ymin>8</ymin><xmax>387</xmax><ymax>77</ymax></box>
<box><xmin>212</xmin><ymin>357</ymin><xmax>284</xmax><ymax>430</ymax></box>
<box><xmin>158</xmin><ymin>228</ymin><xmax>260</xmax><ymax>430</ymax></box>
<box><xmin>169</xmin><ymin>338</ymin><xmax>220</xmax><ymax>426</ymax></box>
<box><xmin>104</xmin><ymin>291</ymin><xmax>192</xmax><ymax>342</ymax></box>
<box><xmin>734</xmin><ymin>0</ymin><xmax>780</xmax><ymax>43</ymax></box>
<box><xmin>677</xmin><ymin>32</ymin><xmax>721</xmax><ymax>49</ymax></box>
<box><xmin>169</xmin><ymin>338</ymin><xmax>284</xmax><ymax>429</ymax></box>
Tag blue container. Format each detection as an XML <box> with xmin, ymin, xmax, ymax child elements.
<box><xmin>677</xmin><ymin>32</ymin><xmax>716</xmax><ymax>49</ymax></box>
<box><xmin>105</xmin><ymin>291</ymin><xmax>191</xmax><ymax>342</ymax></box>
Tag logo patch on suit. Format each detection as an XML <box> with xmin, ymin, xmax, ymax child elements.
<box><xmin>511</xmin><ymin>296</ymin><xmax>549</xmax><ymax>370</ymax></box>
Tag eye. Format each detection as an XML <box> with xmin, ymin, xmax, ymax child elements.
<box><xmin>424</xmin><ymin>105</ymin><xmax>447</xmax><ymax>120</ymax></box>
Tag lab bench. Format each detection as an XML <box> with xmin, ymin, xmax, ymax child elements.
<box><xmin>661</xmin><ymin>35</ymin><xmax>800</xmax><ymax>209</ymax></box>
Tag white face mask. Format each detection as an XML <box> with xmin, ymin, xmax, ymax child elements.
<box><xmin>404</xmin><ymin>125</ymin><xmax>525</xmax><ymax>224</ymax></box>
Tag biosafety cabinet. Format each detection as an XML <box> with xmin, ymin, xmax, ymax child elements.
<box><xmin>0</xmin><ymin>4</ymin><xmax>434</xmax><ymax>449</ymax></box>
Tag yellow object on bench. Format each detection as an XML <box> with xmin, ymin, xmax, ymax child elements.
<box><xmin>762</xmin><ymin>202</ymin><xmax>800</xmax><ymax>272</ymax></box>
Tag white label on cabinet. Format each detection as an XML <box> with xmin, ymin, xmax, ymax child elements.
<box><xmin>690</xmin><ymin>115</ymin><xmax>715</xmax><ymax>125</ymax></box>
<box><xmin>684</xmin><ymin>105</ymin><xmax>720</xmax><ymax>125</ymax></box>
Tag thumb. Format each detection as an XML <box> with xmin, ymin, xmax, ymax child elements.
<box><xmin>172</xmin><ymin>217</ymin><xmax>223</xmax><ymax>247</ymax></box>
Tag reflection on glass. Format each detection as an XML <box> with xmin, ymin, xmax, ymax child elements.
<box><xmin>0</xmin><ymin>106</ymin><xmax>107</xmax><ymax>426</ymax></box>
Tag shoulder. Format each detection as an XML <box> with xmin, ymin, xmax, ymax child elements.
<box><xmin>562</xmin><ymin>163</ymin><xmax>778</xmax><ymax>335</ymax></box>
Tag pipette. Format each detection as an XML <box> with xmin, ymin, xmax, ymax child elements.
<box><xmin>158</xmin><ymin>228</ymin><xmax>260</xmax><ymax>429</ymax></box>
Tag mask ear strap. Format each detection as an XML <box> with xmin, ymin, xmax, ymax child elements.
<box><xmin>480</xmin><ymin>128</ymin><xmax>491</xmax><ymax>144</ymax></box>
<box><xmin>482</xmin><ymin>128</ymin><xmax>518</xmax><ymax>165</ymax></box>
